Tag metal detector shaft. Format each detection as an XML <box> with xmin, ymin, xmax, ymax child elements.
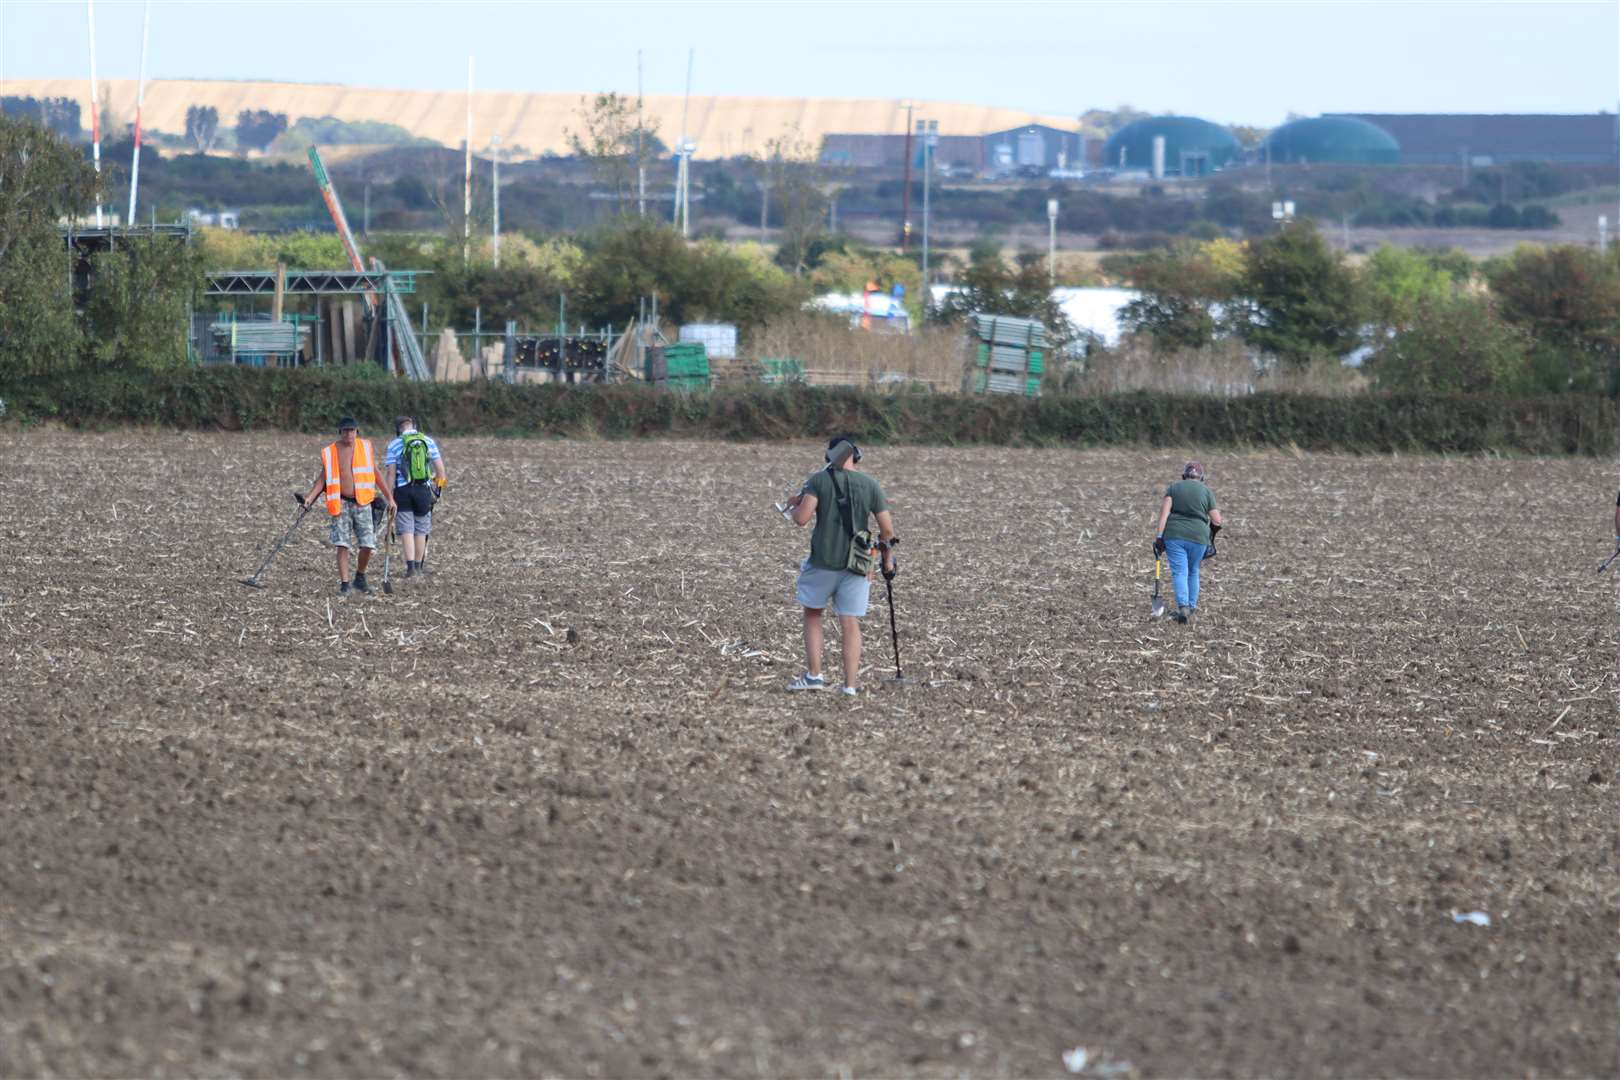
<box><xmin>242</xmin><ymin>502</ymin><xmax>313</xmax><ymax>587</ymax></box>
<box><xmin>883</xmin><ymin>555</ymin><xmax>904</xmax><ymax>679</ymax></box>
<box><xmin>1599</xmin><ymin>544</ymin><xmax>1620</xmax><ymax>574</ymax></box>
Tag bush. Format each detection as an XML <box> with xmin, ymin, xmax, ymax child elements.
<box><xmin>4</xmin><ymin>367</ymin><xmax>1616</xmax><ymax>456</ymax></box>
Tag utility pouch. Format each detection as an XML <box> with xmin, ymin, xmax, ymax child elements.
<box><xmin>833</xmin><ymin>470</ymin><xmax>878</xmax><ymax>577</ymax></box>
<box><xmin>846</xmin><ymin>528</ymin><xmax>878</xmax><ymax>576</ymax></box>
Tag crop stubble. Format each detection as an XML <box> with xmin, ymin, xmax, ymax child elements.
<box><xmin>1</xmin><ymin>431</ymin><xmax>1617</xmax><ymax>1077</ymax></box>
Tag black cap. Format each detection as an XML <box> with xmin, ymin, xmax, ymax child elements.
<box><xmin>337</xmin><ymin>417</ymin><xmax>359</xmax><ymax>431</ymax></box>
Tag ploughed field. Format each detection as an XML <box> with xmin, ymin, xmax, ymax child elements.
<box><xmin>3</xmin><ymin>431</ymin><xmax>1618</xmax><ymax>1078</ymax></box>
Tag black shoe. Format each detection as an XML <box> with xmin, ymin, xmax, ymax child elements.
<box><xmin>404</xmin><ymin>561</ymin><xmax>416</xmax><ymax>578</ymax></box>
<box><xmin>1185</xmin><ymin>608</ymin><xmax>1198</xmax><ymax>625</ymax></box>
<box><xmin>1174</xmin><ymin>607</ymin><xmax>1189</xmax><ymax>624</ymax></box>
<box><xmin>339</xmin><ymin>580</ymin><xmax>351</xmax><ymax>595</ymax></box>
<box><xmin>353</xmin><ymin>573</ymin><xmax>369</xmax><ymax>594</ymax></box>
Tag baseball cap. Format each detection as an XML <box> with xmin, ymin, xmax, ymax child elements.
<box><xmin>337</xmin><ymin>417</ymin><xmax>359</xmax><ymax>431</ymax></box>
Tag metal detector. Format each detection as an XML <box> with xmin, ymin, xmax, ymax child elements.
<box><xmin>880</xmin><ymin>557</ymin><xmax>917</xmax><ymax>685</ymax></box>
<box><xmin>241</xmin><ymin>499</ymin><xmax>314</xmax><ymax>589</ymax></box>
<box><xmin>1599</xmin><ymin>543</ymin><xmax>1620</xmax><ymax>575</ymax></box>
<box><xmin>380</xmin><ymin>506</ymin><xmax>396</xmax><ymax>594</ymax></box>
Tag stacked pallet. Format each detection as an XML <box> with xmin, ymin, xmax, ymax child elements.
<box><xmin>647</xmin><ymin>342</ymin><xmax>710</xmax><ymax>390</ymax></box>
<box><xmin>969</xmin><ymin>314</ymin><xmax>1045</xmax><ymax>396</ymax></box>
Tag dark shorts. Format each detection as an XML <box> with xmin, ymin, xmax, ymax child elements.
<box><xmin>396</xmin><ymin>482</ymin><xmax>434</xmax><ymax>517</ymax></box>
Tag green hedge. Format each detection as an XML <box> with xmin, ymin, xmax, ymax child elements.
<box><xmin>3</xmin><ymin>366</ymin><xmax>1617</xmax><ymax>454</ymax></box>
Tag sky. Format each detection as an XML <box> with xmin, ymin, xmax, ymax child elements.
<box><xmin>1</xmin><ymin>0</ymin><xmax>1616</xmax><ymax>125</ymax></box>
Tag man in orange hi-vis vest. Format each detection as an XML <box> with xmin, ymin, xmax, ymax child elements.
<box><xmin>298</xmin><ymin>417</ymin><xmax>396</xmax><ymax>595</ymax></box>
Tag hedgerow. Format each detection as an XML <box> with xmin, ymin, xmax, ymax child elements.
<box><xmin>3</xmin><ymin>366</ymin><xmax>1616</xmax><ymax>455</ymax></box>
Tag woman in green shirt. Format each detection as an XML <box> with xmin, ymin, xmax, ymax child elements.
<box><xmin>1153</xmin><ymin>461</ymin><xmax>1223</xmax><ymax>624</ymax></box>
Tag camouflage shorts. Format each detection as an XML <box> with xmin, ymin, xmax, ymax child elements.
<box><xmin>327</xmin><ymin>501</ymin><xmax>377</xmax><ymax>550</ymax></box>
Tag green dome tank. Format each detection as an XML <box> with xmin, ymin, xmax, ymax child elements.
<box><xmin>1264</xmin><ymin>117</ymin><xmax>1400</xmax><ymax>165</ymax></box>
<box><xmin>1103</xmin><ymin>117</ymin><xmax>1241</xmax><ymax>175</ymax></box>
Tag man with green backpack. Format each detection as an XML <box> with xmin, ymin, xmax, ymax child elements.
<box><xmin>382</xmin><ymin>415</ymin><xmax>448</xmax><ymax>578</ymax></box>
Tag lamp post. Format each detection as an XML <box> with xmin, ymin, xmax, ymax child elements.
<box><xmin>1047</xmin><ymin>198</ymin><xmax>1059</xmax><ymax>289</ymax></box>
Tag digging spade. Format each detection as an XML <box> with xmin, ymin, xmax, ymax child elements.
<box><xmin>1151</xmin><ymin>556</ymin><xmax>1166</xmax><ymax>618</ymax></box>
<box><xmin>241</xmin><ymin>497</ymin><xmax>315</xmax><ymax>589</ymax></box>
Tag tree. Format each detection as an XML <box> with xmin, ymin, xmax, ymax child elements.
<box><xmin>1120</xmin><ymin>241</ymin><xmax>1242</xmax><ymax>350</ymax></box>
<box><xmin>235</xmin><ymin>109</ymin><xmax>287</xmax><ymax>152</ymax></box>
<box><xmin>1237</xmin><ymin>220</ymin><xmax>1363</xmax><ymax>365</ymax></box>
<box><xmin>1369</xmin><ymin>294</ymin><xmax>1529</xmax><ymax>393</ymax></box>
<box><xmin>1</xmin><ymin>96</ymin><xmax>82</xmax><ymax>138</ymax></box>
<box><xmin>0</xmin><ymin>116</ymin><xmax>92</xmax><ymax>377</ymax></box>
<box><xmin>185</xmin><ymin>105</ymin><xmax>220</xmax><ymax>152</ymax></box>
<box><xmin>759</xmin><ymin>126</ymin><xmax>828</xmax><ymax>276</ymax></box>
<box><xmin>1360</xmin><ymin>244</ymin><xmax>1463</xmax><ymax>331</ymax></box>
<box><xmin>565</xmin><ymin>92</ymin><xmax>661</xmax><ymax>215</ymax></box>
<box><xmin>84</xmin><ymin>236</ymin><xmax>203</xmax><ymax>371</ymax></box>
<box><xmin>935</xmin><ymin>250</ymin><xmax>1079</xmax><ymax>352</ymax></box>
<box><xmin>1486</xmin><ymin>245</ymin><xmax>1620</xmax><ymax>392</ymax></box>
<box><xmin>0</xmin><ymin>114</ymin><xmax>97</xmax><ymax>262</ymax></box>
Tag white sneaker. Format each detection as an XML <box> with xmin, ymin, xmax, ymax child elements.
<box><xmin>788</xmin><ymin>673</ymin><xmax>828</xmax><ymax>692</ymax></box>
<box><xmin>840</xmin><ymin>685</ymin><xmax>858</xmax><ymax>697</ymax></box>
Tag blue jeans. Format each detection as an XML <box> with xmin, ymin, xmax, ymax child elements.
<box><xmin>1164</xmin><ymin>538</ymin><xmax>1208</xmax><ymax>610</ymax></box>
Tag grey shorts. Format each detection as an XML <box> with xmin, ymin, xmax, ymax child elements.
<box><xmin>327</xmin><ymin>501</ymin><xmax>377</xmax><ymax>550</ymax></box>
<box><xmin>395</xmin><ymin>507</ymin><xmax>432</xmax><ymax>536</ymax></box>
<box><xmin>795</xmin><ymin>558</ymin><xmax>871</xmax><ymax>617</ymax></box>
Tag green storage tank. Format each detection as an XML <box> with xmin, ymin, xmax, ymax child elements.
<box><xmin>1263</xmin><ymin>117</ymin><xmax>1400</xmax><ymax>165</ymax></box>
<box><xmin>1104</xmin><ymin>116</ymin><xmax>1241</xmax><ymax>176</ymax></box>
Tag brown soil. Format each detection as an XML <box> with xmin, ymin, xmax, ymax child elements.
<box><xmin>3</xmin><ymin>432</ymin><xmax>1618</xmax><ymax>1078</ymax></box>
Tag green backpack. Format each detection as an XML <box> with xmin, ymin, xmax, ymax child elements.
<box><xmin>401</xmin><ymin>432</ymin><xmax>433</xmax><ymax>484</ymax></box>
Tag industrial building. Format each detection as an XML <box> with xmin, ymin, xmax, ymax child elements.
<box><xmin>1263</xmin><ymin>116</ymin><xmax>1401</xmax><ymax>165</ymax></box>
<box><xmin>820</xmin><ymin>123</ymin><xmax>1085</xmax><ymax>176</ymax></box>
<box><xmin>1326</xmin><ymin>113</ymin><xmax>1618</xmax><ymax>165</ymax></box>
<box><xmin>1101</xmin><ymin>116</ymin><xmax>1241</xmax><ymax>177</ymax></box>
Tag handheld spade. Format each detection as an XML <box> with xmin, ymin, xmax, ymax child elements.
<box><xmin>241</xmin><ymin>498</ymin><xmax>315</xmax><ymax>588</ymax></box>
<box><xmin>1150</xmin><ymin>556</ymin><xmax>1166</xmax><ymax>618</ymax></box>
<box><xmin>1599</xmin><ymin>542</ymin><xmax>1620</xmax><ymax>575</ymax></box>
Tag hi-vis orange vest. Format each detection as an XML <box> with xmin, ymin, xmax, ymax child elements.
<box><xmin>321</xmin><ymin>439</ymin><xmax>377</xmax><ymax>516</ymax></box>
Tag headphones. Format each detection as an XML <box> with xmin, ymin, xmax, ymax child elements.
<box><xmin>825</xmin><ymin>437</ymin><xmax>862</xmax><ymax>466</ymax></box>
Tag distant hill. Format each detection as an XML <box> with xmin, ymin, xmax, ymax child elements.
<box><xmin>7</xmin><ymin>77</ymin><xmax>1075</xmax><ymax>160</ymax></box>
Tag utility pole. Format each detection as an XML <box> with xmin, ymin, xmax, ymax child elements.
<box><xmin>900</xmin><ymin>102</ymin><xmax>914</xmax><ymax>249</ymax></box>
<box><xmin>492</xmin><ymin>133</ymin><xmax>501</xmax><ymax>269</ymax></box>
<box><xmin>463</xmin><ymin>55</ymin><xmax>474</xmax><ymax>266</ymax></box>
<box><xmin>636</xmin><ymin>50</ymin><xmax>646</xmax><ymax>218</ymax></box>
<box><xmin>920</xmin><ymin>119</ymin><xmax>937</xmax><ymax>288</ymax></box>
<box><xmin>1047</xmin><ymin>198</ymin><xmax>1059</xmax><ymax>289</ymax></box>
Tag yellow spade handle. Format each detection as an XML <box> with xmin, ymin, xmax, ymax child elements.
<box><xmin>1155</xmin><ymin>557</ymin><xmax>1162</xmax><ymax>580</ymax></box>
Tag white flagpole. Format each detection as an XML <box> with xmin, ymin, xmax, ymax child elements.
<box><xmin>87</xmin><ymin>0</ymin><xmax>104</xmax><ymax>226</ymax></box>
<box><xmin>126</xmin><ymin>0</ymin><xmax>151</xmax><ymax>226</ymax></box>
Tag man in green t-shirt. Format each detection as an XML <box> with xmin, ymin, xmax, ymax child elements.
<box><xmin>783</xmin><ymin>436</ymin><xmax>897</xmax><ymax>695</ymax></box>
<box><xmin>1152</xmin><ymin>460</ymin><xmax>1224</xmax><ymax>624</ymax></box>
